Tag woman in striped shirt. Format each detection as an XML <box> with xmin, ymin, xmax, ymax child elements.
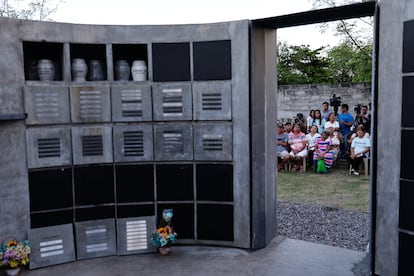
<box><xmin>313</xmin><ymin>130</ymin><xmax>335</xmax><ymax>170</ymax></box>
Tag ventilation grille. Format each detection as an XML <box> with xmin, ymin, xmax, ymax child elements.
<box><xmin>121</xmin><ymin>89</ymin><xmax>143</xmax><ymax>117</ymax></box>
<box><xmin>80</xmin><ymin>90</ymin><xmax>102</xmax><ymax>119</ymax></box>
<box><xmin>123</xmin><ymin>131</ymin><xmax>144</xmax><ymax>157</ymax></box>
<box><xmin>163</xmin><ymin>130</ymin><xmax>184</xmax><ymax>154</ymax></box>
<box><xmin>203</xmin><ymin>134</ymin><xmax>223</xmax><ymax>151</ymax></box>
<box><xmin>125</xmin><ymin>220</ymin><xmax>148</xmax><ymax>251</ymax></box>
<box><xmin>202</xmin><ymin>93</ymin><xmax>222</xmax><ymax>111</ymax></box>
<box><xmin>39</xmin><ymin>238</ymin><xmax>64</xmax><ymax>258</ymax></box>
<box><xmin>85</xmin><ymin>225</ymin><xmax>108</xmax><ymax>253</ymax></box>
<box><xmin>35</xmin><ymin>91</ymin><xmax>60</xmax><ymax>118</ymax></box>
<box><xmin>37</xmin><ymin>138</ymin><xmax>61</xmax><ymax>158</ymax></box>
<box><xmin>82</xmin><ymin>135</ymin><xmax>103</xmax><ymax>156</ymax></box>
<box><xmin>162</xmin><ymin>89</ymin><xmax>183</xmax><ymax>117</ymax></box>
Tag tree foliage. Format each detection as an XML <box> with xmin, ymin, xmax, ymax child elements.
<box><xmin>0</xmin><ymin>0</ymin><xmax>62</xmax><ymax>21</ymax></box>
<box><xmin>277</xmin><ymin>41</ymin><xmax>372</xmax><ymax>84</ymax></box>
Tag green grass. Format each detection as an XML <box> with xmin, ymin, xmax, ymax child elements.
<box><xmin>277</xmin><ymin>167</ymin><xmax>370</xmax><ymax>212</ymax></box>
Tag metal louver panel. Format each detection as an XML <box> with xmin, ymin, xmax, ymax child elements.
<box><xmin>81</xmin><ymin>135</ymin><xmax>103</xmax><ymax>156</ymax></box>
<box><xmin>194</xmin><ymin>124</ymin><xmax>232</xmax><ymax>161</ymax></box>
<box><xmin>121</xmin><ymin>89</ymin><xmax>143</xmax><ymax>117</ymax></box>
<box><xmin>202</xmin><ymin>93</ymin><xmax>222</xmax><ymax>111</ymax></box>
<box><xmin>37</xmin><ymin>138</ymin><xmax>61</xmax><ymax>158</ymax></box>
<box><xmin>123</xmin><ymin>131</ymin><xmax>144</xmax><ymax>157</ymax></box>
<box><xmin>162</xmin><ymin>88</ymin><xmax>183</xmax><ymax>117</ymax></box>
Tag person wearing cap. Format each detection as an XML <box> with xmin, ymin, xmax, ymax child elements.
<box><xmin>276</xmin><ymin>123</ymin><xmax>289</xmax><ymax>171</ymax></box>
<box><xmin>285</xmin><ymin>123</ymin><xmax>308</xmax><ymax>172</ymax></box>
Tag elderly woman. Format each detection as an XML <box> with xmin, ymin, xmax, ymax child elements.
<box><xmin>349</xmin><ymin>126</ymin><xmax>371</xmax><ymax>175</ymax></box>
<box><xmin>285</xmin><ymin>123</ymin><xmax>308</xmax><ymax>172</ymax></box>
<box><xmin>313</xmin><ymin>130</ymin><xmax>335</xmax><ymax>171</ymax></box>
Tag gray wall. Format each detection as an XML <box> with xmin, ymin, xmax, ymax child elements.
<box><xmin>376</xmin><ymin>0</ymin><xmax>414</xmax><ymax>275</ymax></box>
<box><xmin>0</xmin><ymin>17</ymin><xmax>269</xmax><ymax>250</ymax></box>
<box><xmin>277</xmin><ymin>83</ymin><xmax>371</xmax><ymax>120</ymax></box>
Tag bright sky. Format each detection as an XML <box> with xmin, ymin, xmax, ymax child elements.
<box><xmin>52</xmin><ymin>0</ymin><xmax>340</xmax><ymax>48</ymax></box>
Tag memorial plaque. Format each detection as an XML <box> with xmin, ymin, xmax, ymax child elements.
<box><xmin>154</xmin><ymin>124</ymin><xmax>193</xmax><ymax>161</ymax></box>
<box><xmin>24</xmin><ymin>85</ymin><xmax>70</xmax><ymax>125</ymax></box>
<box><xmin>153</xmin><ymin>83</ymin><xmax>192</xmax><ymax>121</ymax></box>
<box><xmin>194</xmin><ymin>124</ymin><xmax>233</xmax><ymax>161</ymax></box>
<box><xmin>111</xmin><ymin>84</ymin><xmax>152</xmax><ymax>122</ymax></box>
<box><xmin>70</xmin><ymin>85</ymin><xmax>111</xmax><ymax>123</ymax></box>
<box><xmin>28</xmin><ymin>224</ymin><xmax>76</xmax><ymax>269</ymax></box>
<box><xmin>75</xmin><ymin>219</ymin><xmax>116</xmax><ymax>260</ymax></box>
<box><xmin>117</xmin><ymin>216</ymin><xmax>156</xmax><ymax>255</ymax></box>
<box><xmin>26</xmin><ymin>127</ymin><xmax>72</xmax><ymax>169</ymax></box>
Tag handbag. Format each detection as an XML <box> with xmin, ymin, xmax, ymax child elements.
<box><xmin>317</xmin><ymin>158</ymin><xmax>327</xmax><ymax>173</ymax></box>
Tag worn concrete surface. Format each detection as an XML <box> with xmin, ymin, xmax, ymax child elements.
<box><xmin>22</xmin><ymin>237</ymin><xmax>367</xmax><ymax>276</ymax></box>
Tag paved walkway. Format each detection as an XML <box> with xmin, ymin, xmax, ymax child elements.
<box><xmin>22</xmin><ymin>237</ymin><xmax>368</xmax><ymax>276</ymax></box>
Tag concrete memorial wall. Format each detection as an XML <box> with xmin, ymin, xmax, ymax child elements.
<box><xmin>0</xmin><ymin>17</ymin><xmax>276</xmax><ymax>267</ymax></box>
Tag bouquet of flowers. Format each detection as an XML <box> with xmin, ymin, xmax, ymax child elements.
<box><xmin>150</xmin><ymin>226</ymin><xmax>177</xmax><ymax>248</ymax></box>
<box><xmin>0</xmin><ymin>238</ymin><xmax>31</xmax><ymax>268</ymax></box>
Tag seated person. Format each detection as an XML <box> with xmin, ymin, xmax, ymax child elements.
<box><xmin>313</xmin><ymin>130</ymin><xmax>335</xmax><ymax>171</ymax></box>
<box><xmin>324</xmin><ymin>112</ymin><xmax>340</xmax><ymax>132</ymax></box>
<box><xmin>285</xmin><ymin>124</ymin><xmax>308</xmax><ymax>172</ymax></box>
<box><xmin>305</xmin><ymin>125</ymin><xmax>321</xmax><ymax>169</ymax></box>
<box><xmin>284</xmin><ymin>122</ymin><xmax>293</xmax><ymax>134</ymax></box>
<box><xmin>276</xmin><ymin>123</ymin><xmax>289</xmax><ymax>171</ymax></box>
<box><xmin>328</xmin><ymin>127</ymin><xmax>342</xmax><ymax>161</ymax></box>
<box><xmin>349</xmin><ymin>126</ymin><xmax>371</xmax><ymax>175</ymax></box>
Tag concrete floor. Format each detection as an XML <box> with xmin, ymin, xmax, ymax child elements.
<box><xmin>22</xmin><ymin>237</ymin><xmax>368</xmax><ymax>276</ymax></box>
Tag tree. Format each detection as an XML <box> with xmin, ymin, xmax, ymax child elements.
<box><xmin>0</xmin><ymin>0</ymin><xmax>62</xmax><ymax>21</ymax></box>
<box><xmin>311</xmin><ymin>0</ymin><xmax>374</xmax><ymax>50</ymax></box>
<box><xmin>326</xmin><ymin>43</ymin><xmax>372</xmax><ymax>83</ymax></box>
<box><xmin>277</xmin><ymin>42</ymin><xmax>331</xmax><ymax>85</ymax></box>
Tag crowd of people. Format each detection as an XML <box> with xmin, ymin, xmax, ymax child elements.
<box><xmin>277</xmin><ymin>102</ymin><xmax>371</xmax><ymax>175</ymax></box>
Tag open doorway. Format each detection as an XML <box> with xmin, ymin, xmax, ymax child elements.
<box><xmin>254</xmin><ymin>1</ymin><xmax>377</xmax><ymax>274</ymax></box>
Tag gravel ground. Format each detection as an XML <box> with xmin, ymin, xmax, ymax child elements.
<box><xmin>277</xmin><ymin>201</ymin><xmax>370</xmax><ymax>251</ymax></box>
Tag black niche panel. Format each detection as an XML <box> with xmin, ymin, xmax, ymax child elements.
<box><xmin>403</xmin><ymin>20</ymin><xmax>414</xmax><ymax>73</ymax></box>
<box><xmin>193</xmin><ymin>40</ymin><xmax>232</xmax><ymax>81</ymax></box>
<box><xmin>197</xmin><ymin>204</ymin><xmax>233</xmax><ymax>241</ymax></box>
<box><xmin>152</xmin><ymin>43</ymin><xmax>191</xmax><ymax>82</ymax></box>
<box><xmin>116</xmin><ymin>164</ymin><xmax>154</xmax><ymax>203</ymax></box>
<box><xmin>29</xmin><ymin>168</ymin><xmax>73</xmax><ymax>212</ymax></box>
<box><xmin>196</xmin><ymin>164</ymin><xmax>233</xmax><ymax>201</ymax></box>
<box><xmin>30</xmin><ymin>210</ymin><xmax>73</xmax><ymax>228</ymax></box>
<box><xmin>156</xmin><ymin>164</ymin><xmax>193</xmax><ymax>201</ymax></box>
<box><xmin>401</xmin><ymin>130</ymin><xmax>414</xmax><ymax>181</ymax></box>
<box><xmin>75</xmin><ymin>206</ymin><xmax>115</xmax><ymax>222</ymax></box>
<box><xmin>399</xmin><ymin>180</ymin><xmax>414</xmax><ymax>231</ymax></box>
<box><xmin>157</xmin><ymin>204</ymin><xmax>194</xmax><ymax>239</ymax></box>
<box><xmin>402</xmin><ymin>77</ymin><xmax>414</xmax><ymax>127</ymax></box>
<box><xmin>117</xmin><ymin>205</ymin><xmax>155</xmax><ymax>218</ymax></box>
<box><xmin>399</xmin><ymin>232</ymin><xmax>414</xmax><ymax>275</ymax></box>
<box><xmin>74</xmin><ymin>165</ymin><xmax>114</xmax><ymax>206</ymax></box>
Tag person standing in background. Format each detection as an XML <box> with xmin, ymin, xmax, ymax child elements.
<box><xmin>321</xmin><ymin>102</ymin><xmax>331</xmax><ymax>121</ymax></box>
<box><xmin>338</xmin><ymin>104</ymin><xmax>354</xmax><ymax>159</ymax></box>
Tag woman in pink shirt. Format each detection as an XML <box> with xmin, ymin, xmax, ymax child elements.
<box><xmin>285</xmin><ymin>124</ymin><xmax>308</xmax><ymax>172</ymax></box>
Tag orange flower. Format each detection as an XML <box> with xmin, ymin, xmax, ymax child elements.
<box><xmin>7</xmin><ymin>240</ymin><xmax>17</xmax><ymax>248</ymax></box>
